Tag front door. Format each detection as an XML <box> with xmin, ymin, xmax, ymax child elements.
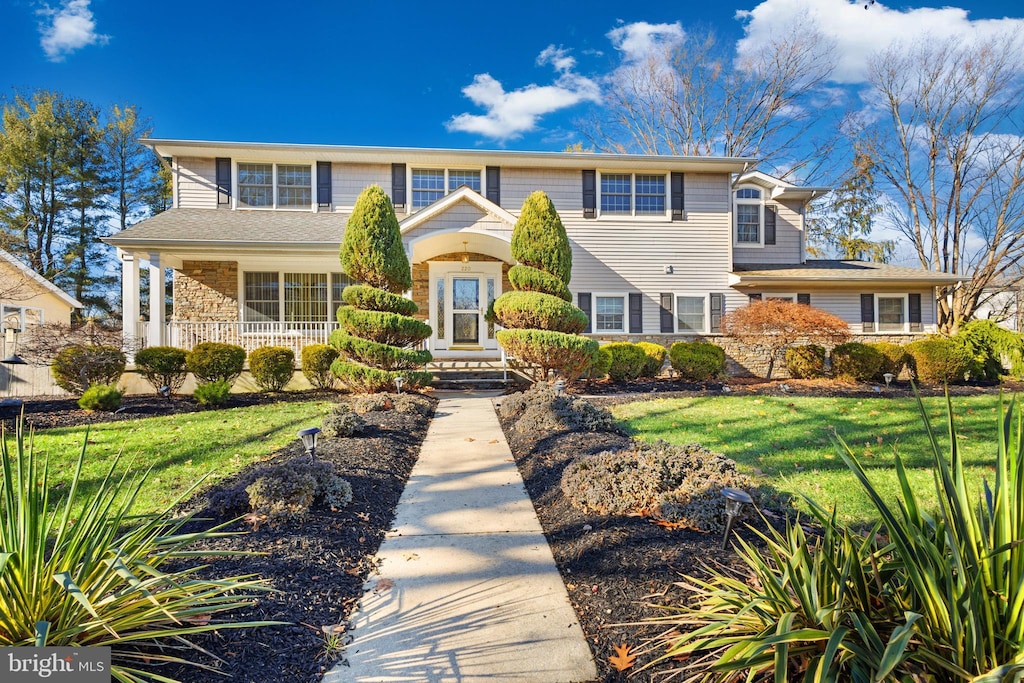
<box><xmin>451</xmin><ymin>277</ymin><xmax>481</xmax><ymax>345</ymax></box>
<box><xmin>428</xmin><ymin>261</ymin><xmax>501</xmax><ymax>354</ymax></box>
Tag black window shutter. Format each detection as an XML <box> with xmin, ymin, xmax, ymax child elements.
<box><xmin>578</xmin><ymin>293</ymin><xmax>592</xmax><ymax>333</ymax></box>
<box><xmin>797</xmin><ymin>293</ymin><xmax>810</xmax><ymax>306</ymax></box>
<box><xmin>215</xmin><ymin>157</ymin><xmax>231</xmax><ymax>205</ymax></box>
<box><xmin>659</xmin><ymin>293</ymin><xmax>674</xmax><ymax>333</ymax></box>
<box><xmin>629</xmin><ymin>293</ymin><xmax>643</xmax><ymax>333</ymax></box>
<box><xmin>909</xmin><ymin>293</ymin><xmax>922</xmax><ymax>332</ymax></box>
<box><xmin>764</xmin><ymin>206</ymin><xmax>776</xmax><ymax>245</ymax></box>
<box><xmin>748</xmin><ymin>293</ymin><xmax>762</xmax><ymax>303</ymax></box>
<box><xmin>486</xmin><ymin>166</ymin><xmax>500</xmax><ymax>205</ymax></box>
<box><xmin>391</xmin><ymin>163</ymin><xmax>407</xmax><ymax>208</ymax></box>
<box><xmin>582</xmin><ymin>170</ymin><xmax>596</xmax><ymax>219</ymax></box>
<box><xmin>316</xmin><ymin>161</ymin><xmax>332</xmax><ymax>206</ymax></box>
<box><xmin>861</xmin><ymin>293</ymin><xmax>875</xmax><ymax>332</ymax></box>
<box><xmin>671</xmin><ymin>172</ymin><xmax>685</xmax><ymax>221</ymax></box>
<box><xmin>710</xmin><ymin>293</ymin><xmax>724</xmax><ymax>333</ymax></box>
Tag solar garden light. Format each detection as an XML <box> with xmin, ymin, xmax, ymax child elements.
<box><xmin>394</xmin><ymin>376</ymin><xmax>405</xmax><ymax>394</ymax></box>
<box><xmin>721</xmin><ymin>487</ymin><xmax>753</xmax><ymax>550</ymax></box>
<box><xmin>553</xmin><ymin>378</ymin><xmax>566</xmax><ymax>397</ymax></box>
<box><xmin>883</xmin><ymin>373</ymin><xmax>895</xmax><ymax>389</ymax></box>
<box><xmin>158</xmin><ymin>385</ymin><xmax>171</xmax><ymax>398</ymax></box>
<box><xmin>297</xmin><ymin>427</ymin><xmax>321</xmax><ymax>460</ymax></box>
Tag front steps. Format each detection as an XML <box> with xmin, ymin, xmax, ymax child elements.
<box><xmin>427</xmin><ymin>358</ymin><xmax>530</xmax><ymax>391</ymax></box>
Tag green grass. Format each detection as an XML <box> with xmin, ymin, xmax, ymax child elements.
<box><xmin>12</xmin><ymin>399</ymin><xmax>333</xmax><ymax>515</ymax></box>
<box><xmin>612</xmin><ymin>394</ymin><xmax>1004</xmax><ymax>525</ymax></box>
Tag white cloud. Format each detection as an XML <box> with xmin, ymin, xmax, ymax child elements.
<box><xmin>37</xmin><ymin>0</ymin><xmax>109</xmax><ymax>62</ymax></box>
<box><xmin>446</xmin><ymin>47</ymin><xmax>600</xmax><ymax>142</ymax></box>
<box><xmin>737</xmin><ymin>0</ymin><xmax>1024</xmax><ymax>84</ymax></box>
<box><xmin>606</xmin><ymin>21</ymin><xmax>685</xmax><ymax>63</ymax></box>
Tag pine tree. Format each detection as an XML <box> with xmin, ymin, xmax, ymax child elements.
<box><xmin>808</xmin><ymin>151</ymin><xmax>893</xmax><ymax>262</ymax></box>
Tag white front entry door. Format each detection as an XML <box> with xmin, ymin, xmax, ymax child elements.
<box><xmin>429</xmin><ymin>261</ymin><xmax>501</xmax><ymax>354</ymax></box>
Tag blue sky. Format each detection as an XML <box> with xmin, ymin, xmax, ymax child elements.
<box><xmin>1</xmin><ymin>0</ymin><xmax>1023</xmax><ymax>152</ymax></box>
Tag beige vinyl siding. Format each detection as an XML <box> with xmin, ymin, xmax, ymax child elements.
<box><xmin>751</xmin><ymin>288</ymin><xmax>938</xmax><ymax>332</ymax></box>
<box><xmin>331</xmin><ymin>163</ymin><xmax>391</xmax><ymax>211</ymax></box>
<box><xmin>684</xmin><ymin>173</ymin><xmax>730</xmax><ymax>212</ymax></box>
<box><xmin>175</xmin><ymin>157</ymin><xmax>217</xmax><ymax>209</ymax></box>
<box><xmin>502</xmin><ymin>167</ymin><xmax>581</xmax><ymax>211</ymax></box>
<box><xmin>403</xmin><ymin>203</ymin><xmax>512</xmax><ymax>244</ymax></box>
<box><xmin>733</xmin><ymin>199</ymin><xmax>804</xmax><ymax>264</ymax></box>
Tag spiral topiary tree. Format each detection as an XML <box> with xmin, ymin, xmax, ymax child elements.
<box><xmin>494</xmin><ymin>191</ymin><xmax>598</xmax><ymax>381</ymax></box>
<box><xmin>330</xmin><ymin>185</ymin><xmax>432</xmax><ymax>392</ymax></box>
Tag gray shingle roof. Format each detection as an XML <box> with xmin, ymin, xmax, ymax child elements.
<box><xmin>731</xmin><ymin>260</ymin><xmax>962</xmax><ymax>284</ymax></box>
<box><xmin>104</xmin><ymin>208</ymin><xmax>349</xmax><ymax>247</ymax></box>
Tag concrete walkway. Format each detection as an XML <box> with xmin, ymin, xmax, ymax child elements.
<box><xmin>325</xmin><ymin>391</ymin><xmax>596</xmax><ymax>683</ymax></box>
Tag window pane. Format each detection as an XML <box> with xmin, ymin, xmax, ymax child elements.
<box><xmin>238</xmin><ymin>163</ymin><xmax>273</xmax><ymax>208</ymax></box>
<box><xmin>436</xmin><ymin>278</ymin><xmax>445</xmax><ymax>339</ymax></box>
<box><xmin>277</xmin><ymin>164</ymin><xmax>311</xmax><ymax>207</ymax></box>
<box><xmin>330</xmin><ymin>272</ymin><xmax>354</xmax><ymax>321</ymax></box>
<box><xmin>635</xmin><ymin>174</ymin><xmax>665</xmax><ymax>215</ymax></box>
<box><xmin>487</xmin><ymin>277</ymin><xmax>495</xmax><ymax>339</ymax></box>
<box><xmin>878</xmin><ymin>297</ymin><xmax>905</xmax><ymax>331</ymax></box>
<box><xmin>412</xmin><ymin>169</ymin><xmax>445</xmax><ymax>208</ymax></box>
<box><xmin>244</xmin><ymin>272</ymin><xmax>278</xmax><ymax>321</ymax></box>
<box><xmin>736</xmin><ymin>188</ymin><xmax>761</xmax><ymax>199</ymax></box>
<box><xmin>676</xmin><ymin>296</ymin><xmax>705</xmax><ymax>332</ymax></box>
<box><xmin>601</xmin><ymin>174</ymin><xmax>631</xmax><ymax>214</ymax></box>
<box><xmin>448</xmin><ymin>170</ymin><xmax>481</xmax><ymax>192</ymax></box>
<box><xmin>736</xmin><ymin>204</ymin><xmax>760</xmax><ymax>243</ymax></box>
<box><xmin>284</xmin><ymin>273</ymin><xmax>327</xmax><ymax>323</ymax></box>
<box><xmin>596</xmin><ymin>296</ymin><xmax>624</xmax><ymax>331</ymax></box>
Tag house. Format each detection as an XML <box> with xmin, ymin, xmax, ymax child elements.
<box><xmin>1</xmin><ymin>247</ymin><xmax>82</xmax><ymax>357</ymax></box>
<box><xmin>104</xmin><ymin>139</ymin><xmax>961</xmax><ymax>375</ymax></box>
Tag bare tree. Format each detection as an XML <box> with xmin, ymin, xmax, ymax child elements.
<box><xmin>585</xmin><ymin>26</ymin><xmax>837</xmax><ymax>178</ymax></box>
<box><xmin>860</xmin><ymin>35</ymin><xmax>1024</xmax><ymax>332</ymax></box>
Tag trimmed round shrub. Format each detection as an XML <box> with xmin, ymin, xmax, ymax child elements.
<box><xmin>301</xmin><ymin>344</ymin><xmax>339</xmax><ymax>389</ymax></box>
<box><xmin>342</xmin><ymin>284</ymin><xmax>418</xmax><ymax>316</ymax></box>
<box><xmin>636</xmin><ymin>342</ymin><xmax>667</xmax><ymax>378</ymax></box>
<box><xmin>507</xmin><ymin>265</ymin><xmax>571</xmax><ymax>301</ymax></box>
<box><xmin>604</xmin><ymin>342</ymin><xmax>647</xmax><ymax>381</ymax></box>
<box><xmin>785</xmin><ymin>345</ymin><xmax>826</xmax><ymax>379</ymax></box>
<box><xmin>669</xmin><ymin>341</ymin><xmax>725</xmax><ymax>382</ymax></box>
<box><xmin>335</xmin><ymin>307</ymin><xmax>432</xmax><ymax>348</ymax></box>
<box><xmin>831</xmin><ymin>342</ymin><xmax>885</xmax><ymax>382</ymax></box>
<box><xmin>321</xmin><ymin>404</ymin><xmax>365</xmax><ymax>438</ymax></box>
<box><xmin>492</xmin><ymin>291</ymin><xmax>588</xmax><ymax>334</ymax></box>
<box><xmin>133</xmin><ymin>346</ymin><xmax>188</xmax><ymax>395</ymax></box>
<box><xmin>510</xmin><ymin>191</ymin><xmax>572</xmax><ymax>284</ymax></box>
<box><xmin>186</xmin><ymin>342</ymin><xmax>246</xmax><ymax>385</ymax></box>
<box><xmin>248</xmin><ymin>346</ymin><xmax>295</xmax><ymax>392</ymax></box>
<box><xmin>330</xmin><ymin>331</ymin><xmax>433</xmax><ymax>370</ymax></box>
<box><xmin>193</xmin><ymin>379</ymin><xmax>231</xmax><ymax>407</ymax></box>
<box><xmin>581</xmin><ymin>346</ymin><xmax>612</xmax><ymax>381</ymax></box>
<box><xmin>906</xmin><ymin>337</ymin><xmax>972</xmax><ymax>384</ymax></box>
<box><xmin>496</xmin><ymin>329</ymin><xmax>599</xmax><ymax>381</ymax></box>
<box><xmin>77</xmin><ymin>383</ymin><xmax>122</xmax><ymax>412</ymax></box>
<box><xmin>870</xmin><ymin>341</ymin><xmax>909</xmax><ymax>380</ymax></box>
<box><xmin>52</xmin><ymin>344</ymin><xmax>126</xmax><ymax>394</ymax></box>
<box><xmin>339</xmin><ymin>185</ymin><xmax>411</xmax><ymax>293</ymax></box>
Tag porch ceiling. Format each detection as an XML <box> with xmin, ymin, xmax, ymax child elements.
<box><xmin>410</xmin><ymin>230</ymin><xmax>512</xmax><ymax>264</ymax></box>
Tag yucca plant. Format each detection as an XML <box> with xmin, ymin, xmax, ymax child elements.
<box><xmin>0</xmin><ymin>418</ymin><xmax>282</xmax><ymax>682</ymax></box>
<box><xmin>641</xmin><ymin>391</ymin><xmax>1024</xmax><ymax>681</ymax></box>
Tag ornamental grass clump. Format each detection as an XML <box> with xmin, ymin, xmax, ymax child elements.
<box><xmin>639</xmin><ymin>393</ymin><xmax>1024</xmax><ymax>681</ymax></box>
<box><xmin>0</xmin><ymin>420</ymin><xmax>279</xmax><ymax>682</ymax></box>
<box><xmin>331</xmin><ymin>185</ymin><xmax>432</xmax><ymax>393</ymax></box>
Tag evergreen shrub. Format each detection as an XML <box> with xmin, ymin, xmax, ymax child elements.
<box><xmin>244</xmin><ymin>460</ymin><xmax>352</xmax><ymax>522</ymax></box>
<box><xmin>784</xmin><ymin>344</ymin><xmax>826</xmax><ymax>379</ymax></box>
<box><xmin>133</xmin><ymin>346</ymin><xmax>188</xmax><ymax>395</ymax></box>
<box><xmin>193</xmin><ymin>380</ymin><xmax>231</xmax><ymax>407</ymax></box>
<box><xmin>831</xmin><ymin>342</ymin><xmax>885</xmax><ymax>382</ymax></box>
<box><xmin>51</xmin><ymin>344</ymin><xmax>126</xmax><ymax>394</ymax></box>
<box><xmin>330</xmin><ymin>331</ymin><xmax>432</xmax><ymax>370</ymax></box>
<box><xmin>952</xmin><ymin>319</ymin><xmax>1024</xmax><ymax>380</ymax></box>
<box><xmin>506</xmin><ymin>265</ymin><xmax>571</xmax><ymax>302</ymax></box>
<box><xmin>248</xmin><ymin>346</ymin><xmax>294</xmax><ymax>392</ymax></box>
<box><xmin>509</xmin><ymin>191</ymin><xmax>573</xmax><ymax>284</ymax></box>
<box><xmin>906</xmin><ymin>338</ymin><xmax>972</xmax><ymax>383</ymax></box>
<box><xmin>636</xmin><ymin>341</ymin><xmax>667</xmax><ymax>378</ymax></box>
<box><xmin>491</xmin><ymin>291</ymin><xmax>588</xmax><ymax>334</ymax></box>
<box><xmin>603</xmin><ymin>342</ymin><xmax>647</xmax><ymax>381</ymax></box>
<box><xmin>668</xmin><ymin>341</ymin><xmax>725</xmax><ymax>382</ymax></box>
<box><xmin>497</xmin><ymin>329</ymin><xmax>598</xmax><ymax>381</ymax></box>
<box><xmin>321</xmin><ymin>403</ymin><xmax>365</xmax><ymax>438</ymax></box>
<box><xmin>342</xmin><ymin>284</ymin><xmax>418</xmax><ymax>316</ymax></box>
<box><xmin>581</xmin><ymin>346</ymin><xmax>612</xmax><ymax>381</ymax></box>
<box><xmin>77</xmin><ymin>384</ymin><xmax>122</xmax><ymax>412</ymax></box>
<box><xmin>870</xmin><ymin>341</ymin><xmax>909</xmax><ymax>380</ymax></box>
<box><xmin>186</xmin><ymin>342</ymin><xmax>246</xmax><ymax>385</ymax></box>
<box><xmin>338</xmin><ymin>185</ymin><xmax>411</xmax><ymax>292</ymax></box>
<box><xmin>300</xmin><ymin>344</ymin><xmax>339</xmax><ymax>389</ymax></box>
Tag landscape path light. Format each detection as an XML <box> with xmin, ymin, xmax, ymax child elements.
<box><xmin>394</xmin><ymin>376</ymin><xmax>405</xmax><ymax>394</ymax></box>
<box><xmin>883</xmin><ymin>373</ymin><xmax>895</xmax><ymax>389</ymax></box>
<box><xmin>721</xmin><ymin>487</ymin><xmax>753</xmax><ymax>550</ymax></box>
<box><xmin>1</xmin><ymin>322</ymin><xmax>27</xmax><ymax>365</ymax></box>
<box><xmin>298</xmin><ymin>427</ymin><xmax>321</xmax><ymax>460</ymax></box>
<box><xmin>553</xmin><ymin>378</ymin><xmax>566</xmax><ymax>397</ymax></box>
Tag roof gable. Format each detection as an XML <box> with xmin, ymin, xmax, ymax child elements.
<box><xmin>399</xmin><ymin>186</ymin><xmax>517</xmax><ymax>234</ymax></box>
<box><xmin>0</xmin><ymin>248</ymin><xmax>82</xmax><ymax>309</ymax></box>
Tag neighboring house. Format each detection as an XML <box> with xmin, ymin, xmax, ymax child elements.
<box><xmin>103</xmin><ymin>139</ymin><xmax>961</xmax><ymax>375</ymax></box>
<box><xmin>1</xmin><ymin>247</ymin><xmax>82</xmax><ymax>356</ymax></box>
<box><xmin>973</xmin><ymin>284</ymin><xmax>1022</xmax><ymax>331</ymax></box>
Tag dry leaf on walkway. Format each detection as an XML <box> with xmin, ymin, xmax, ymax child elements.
<box><xmin>402</xmin><ymin>552</ymin><xmax>419</xmax><ymax>561</ymax></box>
<box><xmin>609</xmin><ymin>643</ymin><xmax>637</xmax><ymax>672</ymax></box>
<box><xmin>464</xmin><ymin>437</ymin><xmax>475</xmax><ymax>442</ymax></box>
<box><xmin>488</xmin><ymin>439</ymin><xmax>499</xmax><ymax>444</ymax></box>
<box><xmin>373</xmin><ymin>578</ymin><xmax>395</xmax><ymax>593</ymax></box>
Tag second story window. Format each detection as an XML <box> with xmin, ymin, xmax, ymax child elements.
<box><xmin>735</xmin><ymin>187</ymin><xmax>762</xmax><ymax>244</ymax></box>
<box><xmin>412</xmin><ymin>169</ymin><xmax>481</xmax><ymax>209</ymax></box>
<box><xmin>599</xmin><ymin>173</ymin><xmax>666</xmax><ymax>217</ymax></box>
<box><xmin>237</xmin><ymin>163</ymin><xmax>312</xmax><ymax>209</ymax></box>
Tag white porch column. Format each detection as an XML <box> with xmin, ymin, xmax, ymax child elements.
<box><xmin>119</xmin><ymin>249</ymin><xmax>140</xmax><ymax>345</ymax></box>
<box><xmin>147</xmin><ymin>253</ymin><xmax>165</xmax><ymax>348</ymax></box>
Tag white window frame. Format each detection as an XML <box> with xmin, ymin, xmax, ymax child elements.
<box><xmin>409</xmin><ymin>167</ymin><xmax>485</xmax><ymax>210</ymax></box>
<box><xmin>734</xmin><ymin>185</ymin><xmax>764</xmax><ymax>247</ymax></box>
<box><xmin>876</xmin><ymin>294</ymin><xmax>909</xmax><ymax>333</ymax></box>
<box><xmin>593</xmin><ymin>293</ymin><xmax>628</xmax><ymax>334</ymax></box>
<box><xmin>673</xmin><ymin>294</ymin><xmax>707</xmax><ymax>334</ymax></box>
<box><xmin>233</xmin><ymin>162</ymin><xmax>313</xmax><ymax>211</ymax></box>
<box><xmin>597</xmin><ymin>171</ymin><xmax>668</xmax><ymax>219</ymax></box>
<box><xmin>241</xmin><ymin>271</ymin><xmax>351</xmax><ymax>323</ymax></box>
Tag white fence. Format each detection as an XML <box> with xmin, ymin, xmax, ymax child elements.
<box><xmin>137</xmin><ymin>321</ymin><xmax>337</xmax><ymax>356</ymax></box>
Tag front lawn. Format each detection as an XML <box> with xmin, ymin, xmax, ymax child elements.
<box><xmin>21</xmin><ymin>399</ymin><xmax>333</xmax><ymax>515</ymax></box>
<box><xmin>613</xmin><ymin>393</ymin><xmax>1005</xmax><ymax>525</ymax></box>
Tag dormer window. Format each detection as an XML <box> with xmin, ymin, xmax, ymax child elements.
<box><xmin>237</xmin><ymin>163</ymin><xmax>312</xmax><ymax>209</ymax></box>
<box><xmin>734</xmin><ymin>186</ymin><xmax>763</xmax><ymax>245</ymax></box>
<box><xmin>412</xmin><ymin>169</ymin><xmax>481</xmax><ymax>208</ymax></box>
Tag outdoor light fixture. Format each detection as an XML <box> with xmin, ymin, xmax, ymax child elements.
<box><xmin>297</xmin><ymin>427</ymin><xmax>321</xmax><ymax>459</ymax></box>
<box><xmin>461</xmin><ymin>241</ymin><xmax>470</xmax><ymax>263</ymax></box>
<box><xmin>721</xmin><ymin>487</ymin><xmax>753</xmax><ymax>549</ymax></box>
<box><xmin>883</xmin><ymin>373</ymin><xmax>895</xmax><ymax>388</ymax></box>
<box><xmin>158</xmin><ymin>385</ymin><xmax>171</xmax><ymax>398</ymax></box>
<box><xmin>1</xmin><ymin>325</ymin><xmax>26</xmax><ymax>365</ymax></box>
<box><xmin>394</xmin><ymin>376</ymin><xmax>405</xmax><ymax>394</ymax></box>
<box><xmin>553</xmin><ymin>378</ymin><xmax>566</xmax><ymax>397</ymax></box>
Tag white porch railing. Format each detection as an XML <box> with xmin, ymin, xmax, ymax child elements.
<box><xmin>135</xmin><ymin>321</ymin><xmax>338</xmax><ymax>356</ymax></box>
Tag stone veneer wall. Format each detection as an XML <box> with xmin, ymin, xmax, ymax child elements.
<box><xmin>173</xmin><ymin>261</ymin><xmax>239</xmax><ymax>321</ymax></box>
<box><xmin>590</xmin><ymin>333</ymin><xmax>923</xmax><ymax>379</ymax></box>
<box><xmin>411</xmin><ymin>253</ymin><xmax>511</xmax><ymax>322</ymax></box>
